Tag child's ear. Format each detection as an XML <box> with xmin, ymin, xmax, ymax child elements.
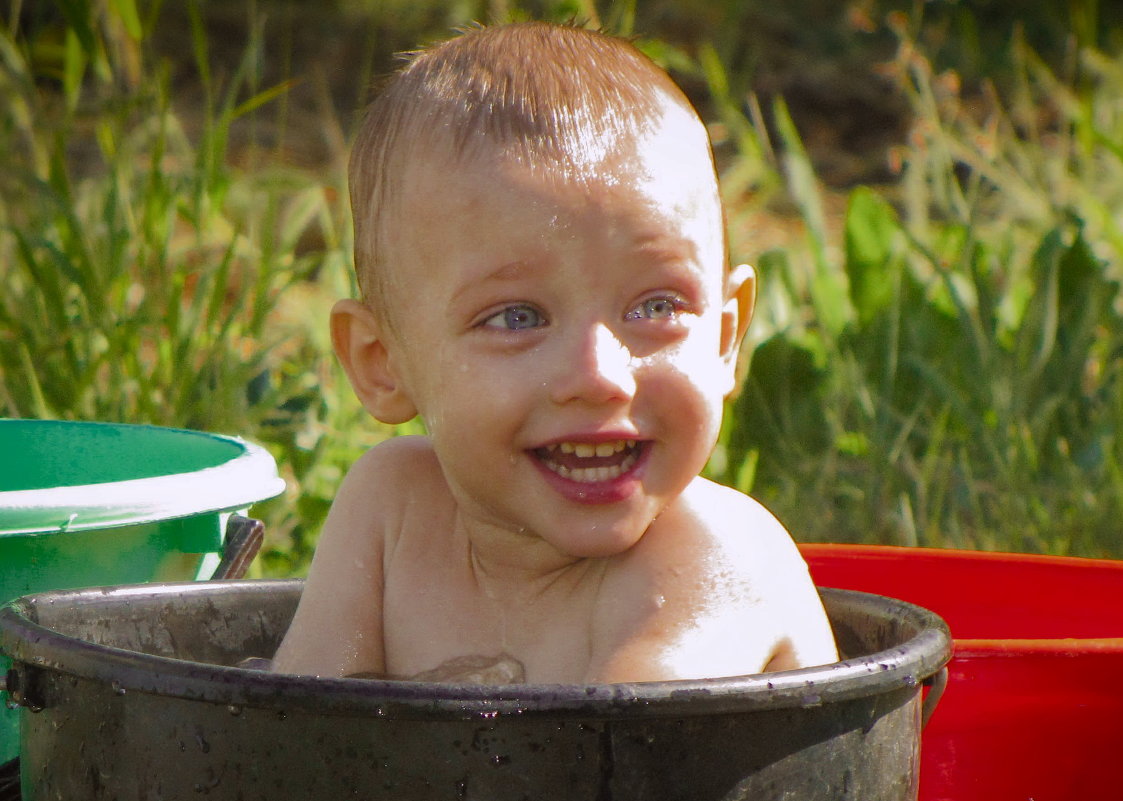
<box><xmin>719</xmin><ymin>263</ymin><xmax>757</xmax><ymax>394</ymax></box>
<box><xmin>331</xmin><ymin>299</ymin><xmax>418</xmax><ymax>424</ymax></box>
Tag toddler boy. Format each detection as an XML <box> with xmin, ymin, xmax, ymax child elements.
<box><xmin>272</xmin><ymin>21</ymin><xmax>837</xmax><ymax>683</ymax></box>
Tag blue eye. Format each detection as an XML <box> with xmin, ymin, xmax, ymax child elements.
<box><xmin>627</xmin><ymin>296</ymin><xmax>682</xmax><ymax>321</ymax></box>
<box><xmin>482</xmin><ymin>305</ymin><xmax>546</xmax><ymax>330</ymax></box>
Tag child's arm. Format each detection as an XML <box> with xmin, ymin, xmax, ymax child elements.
<box><xmin>585</xmin><ymin>480</ymin><xmax>837</xmax><ymax>682</ymax></box>
<box><xmin>271</xmin><ymin>440</ymin><xmax>411</xmax><ymax>677</ymax></box>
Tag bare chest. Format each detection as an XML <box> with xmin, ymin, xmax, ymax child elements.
<box><xmin>380</xmin><ymin>564</ymin><xmax>600</xmax><ymax>684</ymax></box>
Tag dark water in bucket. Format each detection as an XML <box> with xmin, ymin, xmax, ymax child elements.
<box><xmin>0</xmin><ymin>580</ymin><xmax>949</xmax><ymax>801</ymax></box>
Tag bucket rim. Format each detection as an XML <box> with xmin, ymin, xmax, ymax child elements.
<box><xmin>0</xmin><ymin>581</ymin><xmax>952</xmax><ymax>721</ymax></box>
<box><xmin>0</xmin><ymin>420</ymin><xmax>285</xmax><ymax>536</ymax></box>
<box><xmin>801</xmin><ymin>541</ymin><xmax>1123</xmax><ymax>575</ymax></box>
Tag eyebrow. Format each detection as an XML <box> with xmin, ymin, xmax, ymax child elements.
<box><xmin>482</xmin><ymin>259</ymin><xmax>538</xmax><ymax>283</ymax></box>
<box><xmin>449</xmin><ymin>258</ymin><xmax>540</xmax><ymax>307</ymax></box>
<box><xmin>634</xmin><ymin>237</ymin><xmax>699</xmax><ymax>263</ymax></box>
<box><xmin>625</xmin><ymin>229</ymin><xmax>711</xmax><ymax>276</ymax></box>
<box><xmin>449</xmin><ymin>233</ymin><xmax>708</xmax><ymax>307</ymax></box>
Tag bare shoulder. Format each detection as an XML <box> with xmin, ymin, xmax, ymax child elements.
<box><xmin>272</xmin><ymin>435</ymin><xmax>445</xmax><ymax>677</ymax></box>
<box><xmin>679</xmin><ymin>478</ymin><xmax>808</xmax><ymax>577</ymax></box>
<box><xmin>345</xmin><ymin>434</ymin><xmax>444</xmax><ymax>493</ymax></box>
<box><xmin>682</xmin><ymin>478</ymin><xmax>838</xmax><ymax>669</ymax></box>
<box><xmin>305</xmin><ymin>436</ymin><xmax>437</xmax><ymax>551</ymax></box>
<box><xmin>644</xmin><ymin>478</ymin><xmax>812</xmax><ymax>620</ymax></box>
<box><xmin>694</xmin><ymin>479</ymin><xmax>839</xmax><ymax>670</ymax></box>
<box><xmin>588</xmin><ymin>478</ymin><xmax>837</xmax><ymax>681</ymax></box>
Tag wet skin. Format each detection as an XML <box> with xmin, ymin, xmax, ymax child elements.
<box><xmin>272</xmin><ymin>91</ymin><xmax>838</xmax><ymax>683</ymax></box>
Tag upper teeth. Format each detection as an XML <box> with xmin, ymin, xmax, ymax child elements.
<box><xmin>540</xmin><ymin>440</ymin><xmax>642</xmax><ymax>483</ymax></box>
<box><xmin>551</xmin><ymin>440</ymin><xmax>634</xmax><ymax>458</ymax></box>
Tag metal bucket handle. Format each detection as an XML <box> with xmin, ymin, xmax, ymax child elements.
<box><xmin>211</xmin><ymin>514</ymin><xmax>265</xmax><ymax>581</ymax></box>
<box><xmin>921</xmin><ymin>665</ymin><xmax>948</xmax><ymax>728</ymax></box>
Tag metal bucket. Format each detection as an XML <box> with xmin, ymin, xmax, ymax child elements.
<box><xmin>0</xmin><ymin>580</ymin><xmax>950</xmax><ymax>801</ymax></box>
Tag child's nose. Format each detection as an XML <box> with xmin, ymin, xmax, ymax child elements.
<box><xmin>550</xmin><ymin>324</ymin><xmax>636</xmax><ymax>405</ymax></box>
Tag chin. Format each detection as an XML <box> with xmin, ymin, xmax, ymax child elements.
<box><xmin>558</xmin><ymin>529</ymin><xmax>645</xmax><ymax>560</ymax></box>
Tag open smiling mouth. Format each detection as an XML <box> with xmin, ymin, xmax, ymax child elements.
<box><xmin>532</xmin><ymin>440</ymin><xmax>646</xmax><ymax>483</ymax></box>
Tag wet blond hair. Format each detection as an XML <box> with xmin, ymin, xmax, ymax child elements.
<box><xmin>347</xmin><ymin>21</ymin><xmax>708</xmax><ymax>307</ymax></box>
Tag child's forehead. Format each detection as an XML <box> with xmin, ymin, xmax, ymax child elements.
<box><xmin>375</xmin><ymin>94</ymin><xmax>724</xmax><ymax>306</ymax></box>
<box><xmin>394</xmin><ymin>141</ymin><xmax>723</xmax><ymax>277</ymax></box>
<box><xmin>396</xmin><ymin>146</ymin><xmax>719</xmax><ymax>258</ymax></box>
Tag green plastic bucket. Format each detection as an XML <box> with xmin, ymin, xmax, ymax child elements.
<box><xmin>0</xmin><ymin>419</ymin><xmax>285</xmax><ymax>763</ymax></box>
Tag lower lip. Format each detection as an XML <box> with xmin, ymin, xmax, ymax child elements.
<box><xmin>530</xmin><ymin>446</ymin><xmax>649</xmax><ymax>505</ymax></box>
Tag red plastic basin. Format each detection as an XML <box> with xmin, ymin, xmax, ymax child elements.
<box><xmin>802</xmin><ymin>544</ymin><xmax>1123</xmax><ymax>801</ymax></box>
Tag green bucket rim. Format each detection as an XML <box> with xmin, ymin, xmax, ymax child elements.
<box><xmin>0</xmin><ymin>420</ymin><xmax>285</xmax><ymax>537</ymax></box>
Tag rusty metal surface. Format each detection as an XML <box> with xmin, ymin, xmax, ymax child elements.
<box><xmin>0</xmin><ymin>581</ymin><xmax>951</xmax><ymax>801</ymax></box>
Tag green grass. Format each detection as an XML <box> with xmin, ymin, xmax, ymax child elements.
<box><xmin>2</xmin><ymin>0</ymin><xmax>1121</xmax><ymax>570</ymax></box>
<box><xmin>0</xmin><ymin>0</ymin><xmax>376</xmax><ymax>572</ymax></box>
<box><xmin>707</xmin><ymin>17</ymin><xmax>1123</xmax><ymax>556</ymax></box>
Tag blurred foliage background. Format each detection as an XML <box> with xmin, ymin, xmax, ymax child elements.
<box><xmin>2</xmin><ymin>0</ymin><xmax>1121</xmax><ymax>572</ymax></box>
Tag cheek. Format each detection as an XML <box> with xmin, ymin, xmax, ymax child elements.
<box><xmin>422</xmin><ymin>354</ymin><xmax>533</xmax><ymax>436</ymax></box>
<box><xmin>643</xmin><ymin>356</ymin><xmax>723</xmax><ymax>416</ymax></box>
<box><xmin>658</xmin><ymin>318</ymin><xmax>727</xmax><ymax>380</ymax></box>
<box><xmin>645</xmin><ymin>338</ymin><xmax>728</xmax><ymax>427</ymax></box>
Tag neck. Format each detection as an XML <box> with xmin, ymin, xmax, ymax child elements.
<box><xmin>457</xmin><ymin>515</ymin><xmax>605</xmax><ymax>606</ymax></box>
